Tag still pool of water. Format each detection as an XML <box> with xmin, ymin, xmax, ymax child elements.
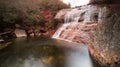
<box><xmin>0</xmin><ymin>37</ymin><xmax>98</xmax><ymax>67</ymax></box>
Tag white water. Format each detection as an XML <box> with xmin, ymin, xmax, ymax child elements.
<box><xmin>52</xmin><ymin>22</ymin><xmax>80</xmax><ymax>42</ymax></box>
<box><xmin>52</xmin><ymin>5</ymin><xmax>99</xmax><ymax>42</ymax></box>
<box><xmin>52</xmin><ymin>23</ymin><xmax>70</xmax><ymax>39</ymax></box>
<box><xmin>64</xmin><ymin>8</ymin><xmax>81</xmax><ymax>23</ymax></box>
<box><xmin>84</xmin><ymin>5</ymin><xmax>99</xmax><ymax>23</ymax></box>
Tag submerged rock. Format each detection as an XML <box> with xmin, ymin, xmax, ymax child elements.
<box><xmin>0</xmin><ymin>42</ymin><xmax>11</xmax><ymax>50</ymax></box>
<box><xmin>14</xmin><ymin>29</ymin><xmax>27</xmax><ymax>38</ymax></box>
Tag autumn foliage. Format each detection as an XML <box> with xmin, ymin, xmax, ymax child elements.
<box><xmin>0</xmin><ymin>0</ymin><xmax>70</xmax><ymax>30</ymax></box>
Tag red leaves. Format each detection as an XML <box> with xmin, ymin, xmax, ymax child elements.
<box><xmin>40</xmin><ymin>10</ymin><xmax>53</xmax><ymax>21</ymax></box>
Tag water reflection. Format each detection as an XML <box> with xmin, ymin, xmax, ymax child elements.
<box><xmin>0</xmin><ymin>37</ymin><xmax>97</xmax><ymax>67</ymax></box>
<box><xmin>65</xmin><ymin>46</ymin><xmax>93</xmax><ymax>67</ymax></box>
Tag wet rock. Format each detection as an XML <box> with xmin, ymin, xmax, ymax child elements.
<box><xmin>0</xmin><ymin>39</ymin><xmax>4</xmax><ymax>42</ymax></box>
<box><xmin>55</xmin><ymin>9</ymin><xmax>72</xmax><ymax>19</ymax></box>
<box><xmin>30</xmin><ymin>33</ymin><xmax>35</xmax><ymax>37</ymax></box>
<box><xmin>14</xmin><ymin>29</ymin><xmax>27</xmax><ymax>38</ymax></box>
<box><xmin>27</xmin><ymin>29</ymin><xmax>34</xmax><ymax>34</ymax></box>
<box><xmin>15</xmin><ymin>24</ymin><xmax>21</xmax><ymax>28</ymax></box>
<box><xmin>53</xmin><ymin>22</ymin><xmax>97</xmax><ymax>44</ymax></box>
<box><xmin>35</xmin><ymin>33</ymin><xmax>41</xmax><ymax>37</ymax></box>
<box><xmin>43</xmin><ymin>30</ymin><xmax>55</xmax><ymax>37</ymax></box>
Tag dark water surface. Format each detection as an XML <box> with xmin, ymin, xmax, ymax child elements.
<box><xmin>0</xmin><ymin>37</ymin><xmax>97</xmax><ymax>67</ymax></box>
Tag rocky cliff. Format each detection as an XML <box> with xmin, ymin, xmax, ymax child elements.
<box><xmin>54</xmin><ymin>1</ymin><xmax>120</xmax><ymax>66</ymax></box>
<box><xmin>53</xmin><ymin>5</ymin><xmax>99</xmax><ymax>44</ymax></box>
<box><xmin>89</xmin><ymin>4</ymin><xmax>120</xmax><ymax>66</ymax></box>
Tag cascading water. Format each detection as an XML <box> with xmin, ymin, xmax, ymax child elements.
<box><xmin>84</xmin><ymin>5</ymin><xmax>99</xmax><ymax>23</ymax></box>
<box><xmin>52</xmin><ymin>5</ymin><xmax>99</xmax><ymax>43</ymax></box>
<box><xmin>52</xmin><ymin>23</ymin><xmax>70</xmax><ymax>39</ymax></box>
<box><xmin>64</xmin><ymin>8</ymin><xmax>82</xmax><ymax>23</ymax></box>
<box><xmin>52</xmin><ymin>8</ymin><xmax>83</xmax><ymax>42</ymax></box>
<box><xmin>52</xmin><ymin>8</ymin><xmax>83</xmax><ymax>40</ymax></box>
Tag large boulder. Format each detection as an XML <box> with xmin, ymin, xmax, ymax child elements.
<box><xmin>89</xmin><ymin>4</ymin><xmax>120</xmax><ymax>66</ymax></box>
<box><xmin>14</xmin><ymin>29</ymin><xmax>27</xmax><ymax>38</ymax></box>
<box><xmin>0</xmin><ymin>39</ymin><xmax>4</xmax><ymax>42</ymax></box>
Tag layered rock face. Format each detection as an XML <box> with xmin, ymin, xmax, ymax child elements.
<box><xmin>89</xmin><ymin>4</ymin><xmax>120</xmax><ymax>66</ymax></box>
<box><xmin>53</xmin><ymin>5</ymin><xmax>99</xmax><ymax>44</ymax></box>
<box><xmin>87</xmin><ymin>0</ymin><xmax>120</xmax><ymax>66</ymax></box>
<box><xmin>54</xmin><ymin>1</ymin><xmax>120</xmax><ymax>66</ymax></box>
<box><xmin>53</xmin><ymin>22</ymin><xmax>97</xmax><ymax>44</ymax></box>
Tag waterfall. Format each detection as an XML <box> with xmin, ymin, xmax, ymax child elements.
<box><xmin>52</xmin><ymin>5</ymin><xmax>99</xmax><ymax>43</ymax></box>
<box><xmin>64</xmin><ymin>8</ymin><xmax>81</xmax><ymax>23</ymax></box>
<box><xmin>52</xmin><ymin>23</ymin><xmax>70</xmax><ymax>39</ymax></box>
<box><xmin>52</xmin><ymin>8</ymin><xmax>85</xmax><ymax>42</ymax></box>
